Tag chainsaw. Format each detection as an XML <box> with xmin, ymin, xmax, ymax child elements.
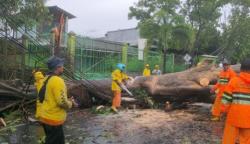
<box><xmin>120</xmin><ymin>84</ymin><xmax>134</xmax><ymax>97</ymax></box>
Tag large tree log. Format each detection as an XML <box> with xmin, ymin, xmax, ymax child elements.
<box><xmin>128</xmin><ymin>64</ymin><xmax>240</xmax><ymax>102</ymax></box>
<box><xmin>66</xmin><ymin>80</ymin><xmax>93</xmax><ymax>108</ymax></box>
<box><xmin>74</xmin><ymin>64</ymin><xmax>240</xmax><ymax>103</ymax></box>
<box><xmin>131</xmin><ymin>65</ymin><xmax>218</xmax><ymax>92</ymax></box>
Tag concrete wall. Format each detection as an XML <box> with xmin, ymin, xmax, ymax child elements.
<box><xmin>104</xmin><ymin>28</ymin><xmax>140</xmax><ymax>46</ymax></box>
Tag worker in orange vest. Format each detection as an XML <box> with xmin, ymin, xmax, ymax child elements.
<box><xmin>221</xmin><ymin>58</ymin><xmax>250</xmax><ymax>144</ymax></box>
<box><xmin>210</xmin><ymin>59</ymin><xmax>236</xmax><ymax>121</ymax></box>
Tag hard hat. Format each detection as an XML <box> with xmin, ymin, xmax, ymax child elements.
<box><xmin>47</xmin><ymin>56</ymin><xmax>64</xmax><ymax>70</ymax></box>
<box><xmin>155</xmin><ymin>65</ymin><xmax>159</xmax><ymax>68</ymax></box>
<box><xmin>117</xmin><ymin>63</ymin><xmax>126</xmax><ymax>71</ymax></box>
<box><xmin>145</xmin><ymin>64</ymin><xmax>150</xmax><ymax>67</ymax></box>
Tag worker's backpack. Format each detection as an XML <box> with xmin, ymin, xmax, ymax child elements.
<box><xmin>38</xmin><ymin>75</ymin><xmax>53</xmax><ymax>103</ymax></box>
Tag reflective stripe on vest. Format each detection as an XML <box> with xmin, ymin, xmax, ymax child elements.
<box><xmin>218</xmin><ymin>78</ymin><xmax>229</xmax><ymax>84</ymax></box>
<box><xmin>232</xmin><ymin>92</ymin><xmax>250</xmax><ymax>105</ymax></box>
<box><xmin>222</xmin><ymin>92</ymin><xmax>233</xmax><ymax>104</ymax></box>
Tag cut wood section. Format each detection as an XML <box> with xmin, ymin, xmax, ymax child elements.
<box><xmin>199</xmin><ymin>78</ymin><xmax>210</xmax><ymax>87</ymax></box>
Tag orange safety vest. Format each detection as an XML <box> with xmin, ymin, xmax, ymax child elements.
<box><xmin>222</xmin><ymin>72</ymin><xmax>250</xmax><ymax>128</ymax></box>
<box><xmin>213</xmin><ymin>67</ymin><xmax>236</xmax><ymax>96</ymax></box>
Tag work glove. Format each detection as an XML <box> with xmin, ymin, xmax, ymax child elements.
<box><xmin>210</xmin><ymin>87</ymin><xmax>216</xmax><ymax>94</ymax></box>
<box><xmin>71</xmin><ymin>96</ymin><xmax>79</xmax><ymax>108</ymax></box>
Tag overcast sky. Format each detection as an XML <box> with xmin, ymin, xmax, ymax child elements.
<box><xmin>46</xmin><ymin>0</ymin><xmax>139</xmax><ymax>38</ymax></box>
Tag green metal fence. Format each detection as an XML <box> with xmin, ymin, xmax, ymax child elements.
<box><xmin>74</xmin><ymin>37</ymin><xmax>122</xmax><ymax>79</ymax></box>
<box><xmin>73</xmin><ymin>36</ymin><xmax>186</xmax><ymax>80</ymax></box>
<box><xmin>25</xmin><ymin>44</ymin><xmax>51</xmax><ymax>68</ymax></box>
<box><xmin>0</xmin><ymin>33</ymin><xmax>187</xmax><ymax>81</ymax></box>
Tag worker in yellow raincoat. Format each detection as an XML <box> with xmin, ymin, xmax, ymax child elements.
<box><xmin>38</xmin><ymin>56</ymin><xmax>78</xmax><ymax>144</ymax></box>
<box><xmin>111</xmin><ymin>63</ymin><xmax>130</xmax><ymax>112</ymax></box>
<box><xmin>152</xmin><ymin>65</ymin><xmax>162</xmax><ymax>75</ymax></box>
<box><xmin>33</xmin><ymin>68</ymin><xmax>45</xmax><ymax>118</ymax></box>
<box><xmin>143</xmin><ymin>64</ymin><xmax>151</xmax><ymax>76</ymax></box>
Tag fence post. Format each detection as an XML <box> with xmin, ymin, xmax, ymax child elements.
<box><xmin>22</xmin><ymin>34</ymin><xmax>28</xmax><ymax>80</ymax></box>
<box><xmin>51</xmin><ymin>31</ymin><xmax>55</xmax><ymax>56</ymax></box>
<box><xmin>22</xmin><ymin>34</ymin><xmax>29</xmax><ymax>66</ymax></box>
<box><xmin>67</xmin><ymin>32</ymin><xmax>76</xmax><ymax>76</ymax></box>
<box><xmin>122</xmin><ymin>43</ymin><xmax>128</xmax><ymax>70</ymax></box>
<box><xmin>143</xmin><ymin>41</ymin><xmax>151</xmax><ymax>65</ymax></box>
<box><xmin>2</xmin><ymin>38</ymin><xmax>7</xmax><ymax>79</ymax></box>
<box><xmin>172</xmin><ymin>53</ymin><xmax>175</xmax><ymax>72</ymax></box>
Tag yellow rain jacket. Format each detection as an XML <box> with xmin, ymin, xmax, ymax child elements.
<box><xmin>111</xmin><ymin>69</ymin><xmax>128</xmax><ymax>92</ymax></box>
<box><xmin>39</xmin><ymin>75</ymin><xmax>72</xmax><ymax>126</ymax></box>
<box><xmin>33</xmin><ymin>71</ymin><xmax>45</xmax><ymax>118</ymax></box>
<box><xmin>143</xmin><ymin>68</ymin><xmax>151</xmax><ymax>76</ymax></box>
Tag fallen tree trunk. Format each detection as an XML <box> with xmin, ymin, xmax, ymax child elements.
<box><xmin>67</xmin><ymin>79</ymin><xmax>140</xmax><ymax>106</ymax></box>
<box><xmin>128</xmin><ymin>64</ymin><xmax>240</xmax><ymax>102</ymax></box>
<box><xmin>76</xmin><ymin>64</ymin><xmax>240</xmax><ymax>103</ymax></box>
<box><xmin>130</xmin><ymin>65</ymin><xmax>218</xmax><ymax>93</ymax></box>
<box><xmin>67</xmin><ymin>81</ymin><xmax>93</xmax><ymax>108</ymax></box>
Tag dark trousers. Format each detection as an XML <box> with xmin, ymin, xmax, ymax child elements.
<box><xmin>42</xmin><ymin>124</ymin><xmax>65</xmax><ymax>144</ymax></box>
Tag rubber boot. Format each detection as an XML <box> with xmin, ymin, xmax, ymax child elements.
<box><xmin>111</xmin><ymin>106</ymin><xmax>118</xmax><ymax>113</ymax></box>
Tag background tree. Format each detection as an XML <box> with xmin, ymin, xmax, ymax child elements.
<box><xmin>181</xmin><ymin>0</ymin><xmax>226</xmax><ymax>60</ymax></box>
<box><xmin>129</xmin><ymin>0</ymin><xmax>194</xmax><ymax>73</ymax></box>
<box><xmin>221</xmin><ymin>2</ymin><xmax>250</xmax><ymax>62</ymax></box>
<box><xmin>0</xmin><ymin>0</ymin><xmax>50</xmax><ymax>37</ymax></box>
